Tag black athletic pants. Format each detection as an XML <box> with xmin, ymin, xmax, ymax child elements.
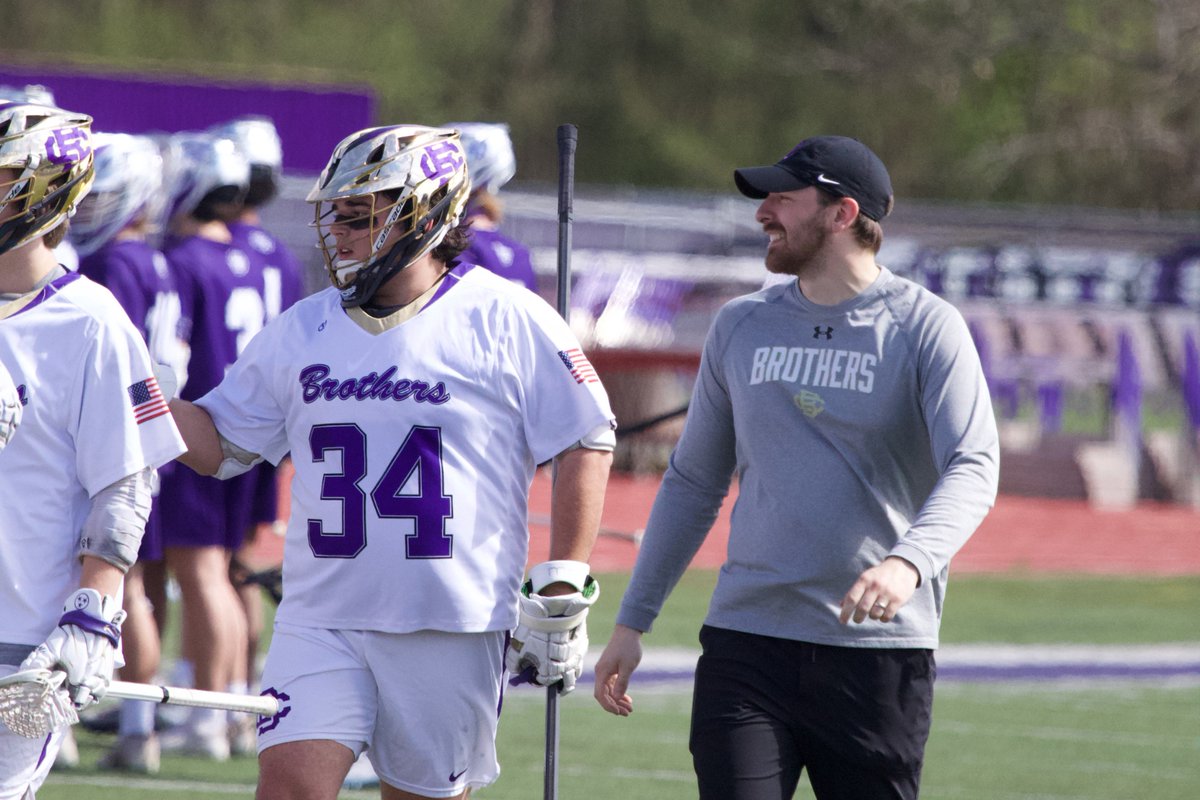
<box><xmin>689</xmin><ymin>625</ymin><xmax>935</xmax><ymax>800</ymax></box>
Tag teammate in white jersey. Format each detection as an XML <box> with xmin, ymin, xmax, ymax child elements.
<box><xmin>595</xmin><ymin>136</ymin><xmax>1000</xmax><ymax>800</ymax></box>
<box><xmin>168</xmin><ymin>125</ymin><xmax>615</xmax><ymax>800</ymax></box>
<box><xmin>0</xmin><ymin>101</ymin><xmax>187</xmax><ymax>797</ymax></box>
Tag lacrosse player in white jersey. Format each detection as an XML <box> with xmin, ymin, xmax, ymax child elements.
<box><xmin>168</xmin><ymin>124</ymin><xmax>615</xmax><ymax>800</ymax></box>
<box><xmin>0</xmin><ymin>100</ymin><xmax>186</xmax><ymax>798</ymax></box>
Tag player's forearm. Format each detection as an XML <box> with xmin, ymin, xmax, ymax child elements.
<box><xmin>78</xmin><ymin>555</ymin><xmax>126</xmax><ymax>598</ymax></box>
<box><xmin>168</xmin><ymin>398</ymin><xmax>222</xmax><ymax>476</ymax></box>
<box><xmin>548</xmin><ymin>447</ymin><xmax>612</xmax><ymax>564</ymax></box>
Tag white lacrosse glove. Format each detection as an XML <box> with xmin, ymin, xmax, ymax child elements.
<box><xmin>506</xmin><ymin>561</ymin><xmax>599</xmax><ymax>695</ymax></box>
<box><xmin>0</xmin><ymin>360</ymin><xmax>22</xmax><ymax>452</ymax></box>
<box><xmin>20</xmin><ymin>589</ymin><xmax>126</xmax><ymax>710</ymax></box>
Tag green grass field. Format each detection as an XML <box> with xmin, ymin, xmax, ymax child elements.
<box><xmin>38</xmin><ymin>572</ymin><xmax>1200</xmax><ymax>800</ymax></box>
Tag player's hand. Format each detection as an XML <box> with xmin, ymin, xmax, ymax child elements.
<box><xmin>839</xmin><ymin>556</ymin><xmax>920</xmax><ymax>625</ymax></box>
<box><xmin>593</xmin><ymin>623</ymin><xmax>641</xmax><ymax>716</ymax></box>
<box><xmin>20</xmin><ymin>589</ymin><xmax>126</xmax><ymax>710</ymax></box>
<box><xmin>506</xmin><ymin>562</ymin><xmax>599</xmax><ymax>695</ymax></box>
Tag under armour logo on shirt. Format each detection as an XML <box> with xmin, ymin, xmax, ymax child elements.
<box><xmin>813</xmin><ymin>326</ymin><xmax>833</xmax><ymax>340</ymax></box>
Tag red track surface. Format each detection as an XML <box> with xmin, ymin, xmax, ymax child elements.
<box><xmin>250</xmin><ymin>466</ymin><xmax>1200</xmax><ymax>575</ymax></box>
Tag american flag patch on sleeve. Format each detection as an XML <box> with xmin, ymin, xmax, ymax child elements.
<box><xmin>127</xmin><ymin>376</ymin><xmax>170</xmax><ymax>424</ymax></box>
<box><xmin>557</xmin><ymin>348</ymin><xmax>599</xmax><ymax>384</ymax></box>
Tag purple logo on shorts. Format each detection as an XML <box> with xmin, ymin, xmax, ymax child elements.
<box><xmin>44</xmin><ymin>127</ymin><xmax>92</xmax><ymax>165</ymax></box>
<box><xmin>257</xmin><ymin>686</ymin><xmax>292</xmax><ymax>735</ymax></box>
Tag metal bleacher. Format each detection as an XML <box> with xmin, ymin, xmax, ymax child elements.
<box><xmin>262</xmin><ymin>176</ymin><xmax>1200</xmax><ymax>495</ymax></box>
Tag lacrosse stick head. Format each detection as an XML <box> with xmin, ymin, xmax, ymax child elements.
<box><xmin>0</xmin><ymin>669</ymin><xmax>78</xmax><ymax>738</ymax></box>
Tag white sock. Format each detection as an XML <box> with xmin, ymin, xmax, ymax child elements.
<box><xmin>190</xmin><ymin>707</ymin><xmax>225</xmax><ymax>736</ymax></box>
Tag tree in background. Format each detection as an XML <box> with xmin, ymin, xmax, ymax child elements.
<box><xmin>3</xmin><ymin>0</ymin><xmax>1198</xmax><ymax>210</ymax></box>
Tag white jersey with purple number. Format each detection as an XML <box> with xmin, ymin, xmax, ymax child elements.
<box><xmin>197</xmin><ymin>263</ymin><xmax>615</xmax><ymax>634</ymax></box>
<box><xmin>0</xmin><ymin>273</ymin><xmax>187</xmax><ymax>647</ymax></box>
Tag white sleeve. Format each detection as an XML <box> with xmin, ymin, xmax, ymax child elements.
<box><xmin>507</xmin><ymin>299</ymin><xmax>615</xmax><ymax>465</ymax></box>
<box><xmin>73</xmin><ymin>308</ymin><xmax>187</xmax><ymax>496</ymax></box>
<box><xmin>195</xmin><ymin>318</ymin><xmax>289</xmax><ymax>466</ymax></box>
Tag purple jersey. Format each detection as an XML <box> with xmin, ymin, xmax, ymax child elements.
<box><xmin>461</xmin><ymin>224</ymin><xmax>537</xmax><ymax>293</ymax></box>
<box><xmin>162</xmin><ymin>234</ymin><xmax>273</xmax><ymax>550</ymax></box>
<box><xmin>165</xmin><ymin>235</ymin><xmax>268</xmax><ymax>401</ymax></box>
<box><xmin>228</xmin><ymin>221</ymin><xmax>307</xmax><ymax>526</ymax></box>
<box><xmin>229</xmin><ymin>221</ymin><xmax>306</xmax><ymax>320</ymax></box>
<box><xmin>77</xmin><ymin>240</ymin><xmax>184</xmax><ymax>367</ymax></box>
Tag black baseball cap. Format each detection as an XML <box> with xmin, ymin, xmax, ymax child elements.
<box><xmin>734</xmin><ymin>135</ymin><xmax>894</xmax><ymax>221</ymax></box>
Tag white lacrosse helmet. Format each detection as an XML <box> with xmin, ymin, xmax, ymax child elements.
<box><xmin>0</xmin><ymin>84</ymin><xmax>55</xmax><ymax>106</ymax></box>
<box><xmin>208</xmin><ymin>116</ymin><xmax>282</xmax><ymax>169</ymax></box>
<box><xmin>208</xmin><ymin>116</ymin><xmax>282</xmax><ymax>207</ymax></box>
<box><xmin>307</xmin><ymin>124</ymin><xmax>471</xmax><ymax>307</ymax></box>
<box><xmin>68</xmin><ymin>133</ymin><xmax>164</xmax><ymax>257</ymax></box>
<box><xmin>161</xmin><ymin>132</ymin><xmax>250</xmax><ymax>224</ymax></box>
<box><xmin>0</xmin><ymin>100</ymin><xmax>95</xmax><ymax>257</ymax></box>
<box><xmin>445</xmin><ymin>122</ymin><xmax>516</xmax><ymax>195</ymax></box>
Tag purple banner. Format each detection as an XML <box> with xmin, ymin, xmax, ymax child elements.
<box><xmin>0</xmin><ymin>64</ymin><xmax>374</xmax><ymax>173</ymax></box>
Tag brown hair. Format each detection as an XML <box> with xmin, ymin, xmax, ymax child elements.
<box><xmin>43</xmin><ymin>221</ymin><xmax>69</xmax><ymax>249</ymax></box>
<box><xmin>816</xmin><ymin>189</ymin><xmax>884</xmax><ymax>254</ymax></box>
<box><xmin>433</xmin><ymin>222</ymin><xmax>471</xmax><ymax>264</ymax></box>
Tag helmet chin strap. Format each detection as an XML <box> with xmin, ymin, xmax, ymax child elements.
<box><xmin>340</xmin><ymin>235</ymin><xmax>420</xmax><ymax>308</ymax></box>
<box><xmin>337</xmin><ymin>190</ymin><xmax>459</xmax><ymax>308</ymax></box>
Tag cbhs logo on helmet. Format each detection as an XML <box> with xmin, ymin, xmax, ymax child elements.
<box><xmin>307</xmin><ymin>125</ymin><xmax>471</xmax><ymax>308</ymax></box>
<box><xmin>0</xmin><ymin>100</ymin><xmax>96</xmax><ymax>257</ymax></box>
<box><xmin>44</xmin><ymin>126</ymin><xmax>92</xmax><ymax>166</ymax></box>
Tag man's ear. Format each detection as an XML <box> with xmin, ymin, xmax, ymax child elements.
<box><xmin>831</xmin><ymin>197</ymin><xmax>860</xmax><ymax>230</ymax></box>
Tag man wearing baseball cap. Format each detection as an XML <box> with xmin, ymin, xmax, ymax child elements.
<box><xmin>596</xmin><ymin>135</ymin><xmax>1000</xmax><ymax>800</ymax></box>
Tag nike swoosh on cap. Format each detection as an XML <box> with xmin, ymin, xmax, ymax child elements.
<box><xmin>815</xmin><ymin>173</ymin><xmax>841</xmax><ymax>186</ymax></box>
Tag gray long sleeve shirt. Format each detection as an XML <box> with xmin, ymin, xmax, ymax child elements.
<box><xmin>616</xmin><ymin>267</ymin><xmax>1000</xmax><ymax>649</ymax></box>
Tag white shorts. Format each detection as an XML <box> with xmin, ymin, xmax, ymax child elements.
<box><xmin>257</xmin><ymin>622</ymin><xmax>507</xmax><ymax>797</ymax></box>
<box><xmin>0</xmin><ymin>666</ymin><xmax>65</xmax><ymax>800</ymax></box>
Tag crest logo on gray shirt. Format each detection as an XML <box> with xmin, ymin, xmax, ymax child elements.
<box><xmin>794</xmin><ymin>390</ymin><xmax>825</xmax><ymax>417</ymax></box>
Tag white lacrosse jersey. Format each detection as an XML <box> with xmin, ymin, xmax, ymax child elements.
<box><xmin>198</xmin><ymin>263</ymin><xmax>615</xmax><ymax>634</ymax></box>
<box><xmin>0</xmin><ymin>273</ymin><xmax>187</xmax><ymax>647</ymax></box>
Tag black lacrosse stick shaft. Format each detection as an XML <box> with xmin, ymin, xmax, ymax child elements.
<box><xmin>556</xmin><ymin>124</ymin><xmax>577</xmax><ymax>319</ymax></box>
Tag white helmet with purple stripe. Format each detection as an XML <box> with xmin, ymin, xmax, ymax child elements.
<box><xmin>444</xmin><ymin>122</ymin><xmax>516</xmax><ymax>195</ymax></box>
<box><xmin>162</xmin><ymin>131</ymin><xmax>250</xmax><ymax>223</ymax></box>
<box><xmin>69</xmin><ymin>132</ymin><xmax>164</xmax><ymax>256</ymax></box>
<box><xmin>207</xmin><ymin>116</ymin><xmax>283</xmax><ymax>207</ymax></box>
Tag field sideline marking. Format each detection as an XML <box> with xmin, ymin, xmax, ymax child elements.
<box><xmin>45</xmin><ymin>775</ymin><xmax>254</xmax><ymax>795</ymax></box>
<box><xmin>936</xmin><ymin>719</ymin><xmax>1195</xmax><ymax>748</ymax></box>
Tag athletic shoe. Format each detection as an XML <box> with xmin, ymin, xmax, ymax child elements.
<box><xmin>77</xmin><ymin>703</ymin><xmax>120</xmax><ymax>733</ymax></box>
<box><xmin>342</xmin><ymin>752</ymin><xmax>380</xmax><ymax>790</ymax></box>
<box><xmin>51</xmin><ymin>728</ymin><xmax>79</xmax><ymax>770</ymax></box>
<box><xmin>98</xmin><ymin>734</ymin><xmax>161</xmax><ymax>774</ymax></box>
<box><xmin>157</xmin><ymin>725</ymin><xmax>231</xmax><ymax>761</ymax></box>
